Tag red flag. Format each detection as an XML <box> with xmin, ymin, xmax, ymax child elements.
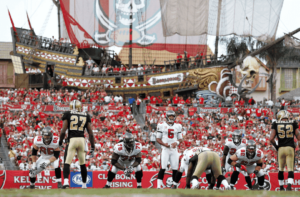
<box><xmin>26</xmin><ymin>11</ymin><xmax>33</xmax><ymax>30</ymax></box>
<box><xmin>8</xmin><ymin>9</ymin><xmax>17</xmax><ymax>33</ymax></box>
<box><xmin>8</xmin><ymin>9</ymin><xmax>19</xmax><ymax>41</ymax></box>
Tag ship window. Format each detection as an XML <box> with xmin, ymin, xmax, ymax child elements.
<box><xmin>138</xmin><ymin>75</ymin><xmax>144</xmax><ymax>82</ymax></box>
<box><xmin>115</xmin><ymin>77</ymin><xmax>121</xmax><ymax>83</ymax></box>
<box><xmin>163</xmin><ymin>91</ymin><xmax>170</xmax><ymax>97</ymax></box>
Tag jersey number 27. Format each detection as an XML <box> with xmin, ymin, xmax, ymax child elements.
<box><xmin>70</xmin><ymin>115</ymin><xmax>87</xmax><ymax>131</ymax></box>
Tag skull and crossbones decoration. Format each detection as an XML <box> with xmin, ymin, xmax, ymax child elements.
<box><xmin>239</xmin><ymin>56</ymin><xmax>260</xmax><ymax>87</ymax></box>
<box><xmin>95</xmin><ymin>0</ymin><xmax>160</xmax><ymax>45</ymax></box>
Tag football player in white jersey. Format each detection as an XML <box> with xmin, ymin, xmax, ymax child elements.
<box><xmin>156</xmin><ymin>110</ymin><xmax>183</xmax><ymax>189</ymax></box>
<box><xmin>103</xmin><ymin>133</ymin><xmax>143</xmax><ymax>188</ymax></box>
<box><xmin>228</xmin><ymin>140</ymin><xmax>265</xmax><ymax>190</ymax></box>
<box><xmin>222</xmin><ymin>130</ymin><xmax>247</xmax><ymax>174</ymax></box>
<box><xmin>26</xmin><ymin>128</ymin><xmax>62</xmax><ymax>189</ymax></box>
<box><xmin>172</xmin><ymin>147</ymin><xmax>215</xmax><ymax>189</ymax></box>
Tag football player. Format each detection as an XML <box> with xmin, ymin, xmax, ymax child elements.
<box><xmin>26</xmin><ymin>128</ymin><xmax>62</xmax><ymax>189</ymax></box>
<box><xmin>270</xmin><ymin>110</ymin><xmax>300</xmax><ymax>191</ymax></box>
<box><xmin>156</xmin><ymin>110</ymin><xmax>183</xmax><ymax>189</ymax></box>
<box><xmin>172</xmin><ymin>147</ymin><xmax>215</xmax><ymax>189</ymax></box>
<box><xmin>228</xmin><ymin>140</ymin><xmax>265</xmax><ymax>190</ymax></box>
<box><xmin>186</xmin><ymin>150</ymin><xmax>230</xmax><ymax>190</ymax></box>
<box><xmin>103</xmin><ymin>133</ymin><xmax>143</xmax><ymax>188</ymax></box>
<box><xmin>59</xmin><ymin>100</ymin><xmax>95</xmax><ymax>189</ymax></box>
<box><xmin>222</xmin><ymin>130</ymin><xmax>247</xmax><ymax>173</ymax></box>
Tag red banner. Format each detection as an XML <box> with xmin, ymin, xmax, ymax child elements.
<box><xmin>2</xmin><ymin>170</ymin><xmax>300</xmax><ymax>190</ymax></box>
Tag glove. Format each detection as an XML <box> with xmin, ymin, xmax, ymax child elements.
<box><xmin>40</xmin><ymin>160</ymin><xmax>50</xmax><ymax>170</ymax></box>
<box><xmin>89</xmin><ymin>148</ymin><xmax>95</xmax><ymax>158</ymax></box>
<box><xmin>240</xmin><ymin>165</ymin><xmax>247</xmax><ymax>172</ymax></box>
<box><xmin>253</xmin><ymin>170</ymin><xmax>259</xmax><ymax>176</ymax></box>
<box><xmin>191</xmin><ymin>179</ymin><xmax>199</xmax><ymax>189</ymax></box>
<box><xmin>32</xmin><ymin>162</ymin><xmax>36</xmax><ymax>170</ymax></box>
<box><xmin>222</xmin><ymin>167</ymin><xmax>226</xmax><ymax>174</ymax></box>
<box><xmin>124</xmin><ymin>168</ymin><xmax>131</xmax><ymax>177</ymax></box>
<box><xmin>235</xmin><ymin>163</ymin><xmax>241</xmax><ymax>168</ymax></box>
<box><xmin>127</xmin><ymin>166</ymin><xmax>134</xmax><ymax>174</ymax></box>
<box><xmin>59</xmin><ymin>144</ymin><xmax>64</xmax><ymax>151</ymax></box>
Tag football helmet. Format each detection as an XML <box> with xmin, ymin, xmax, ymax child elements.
<box><xmin>166</xmin><ymin>110</ymin><xmax>176</xmax><ymax>124</ymax></box>
<box><xmin>124</xmin><ymin>132</ymin><xmax>135</xmax><ymax>154</ymax></box>
<box><xmin>42</xmin><ymin>128</ymin><xmax>53</xmax><ymax>145</ymax></box>
<box><xmin>232</xmin><ymin>130</ymin><xmax>242</xmax><ymax>146</ymax></box>
<box><xmin>246</xmin><ymin>140</ymin><xmax>256</xmax><ymax>159</ymax></box>
<box><xmin>277</xmin><ymin>110</ymin><xmax>290</xmax><ymax>121</ymax></box>
<box><xmin>70</xmin><ymin>100</ymin><xmax>82</xmax><ymax>112</ymax></box>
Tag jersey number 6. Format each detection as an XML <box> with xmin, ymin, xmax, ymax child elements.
<box><xmin>168</xmin><ymin>129</ymin><xmax>174</xmax><ymax>139</ymax></box>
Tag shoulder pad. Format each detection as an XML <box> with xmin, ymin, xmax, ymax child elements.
<box><xmin>225</xmin><ymin>139</ymin><xmax>233</xmax><ymax>146</ymax></box>
<box><xmin>242</xmin><ymin>139</ymin><xmax>247</xmax><ymax>144</ymax></box>
<box><xmin>34</xmin><ymin>136</ymin><xmax>43</xmax><ymax>146</ymax></box>
<box><xmin>240</xmin><ymin>149</ymin><xmax>246</xmax><ymax>153</ymax></box>
<box><xmin>114</xmin><ymin>142</ymin><xmax>123</xmax><ymax>153</ymax></box>
<box><xmin>227</xmin><ymin>139</ymin><xmax>232</xmax><ymax>142</ymax></box>
<box><xmin>51</xmin><ymin>136</ymin><xmax>59</xmax><ymax>146</ymax></box>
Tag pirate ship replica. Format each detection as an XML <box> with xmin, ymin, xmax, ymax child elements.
<box><xmin>9</xmin><ymin>0</ymin><xmax>300</xmax><ymax>101</ymax></box>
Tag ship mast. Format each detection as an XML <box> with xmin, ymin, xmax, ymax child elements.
<box><xmin>129</xmin><ymin>0</ymin><xmax>133</xmax><ymax>68</ymax></box>
<box><xmin>52</xmin><ymin>0</ymin><xmax>61</xmax><ymax>40</ymax></box>
<box><xmin>214</xmin><ymin>0</ymin><xmax>222</xmax><ymax>58</ymax></box>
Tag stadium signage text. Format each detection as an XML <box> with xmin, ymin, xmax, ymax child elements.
<box><xmin>148</xmin><ymin>73</ymin><xmax>185</xmax><ymax>85</ymax></box>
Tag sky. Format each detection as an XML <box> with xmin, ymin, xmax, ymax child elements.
<box><xmin>1</xmin><ymin>0</ymin><xmax>300</xmax><ymax>55</ymax></box>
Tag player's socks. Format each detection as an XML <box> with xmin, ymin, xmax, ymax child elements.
<box><xmin>244</xmin><ymin>176</ymin><xmax>252</xmax><ymax>189</ymax></box>
<box><xmin>137</xmin><ymin>182</ymin><xmax>142</xmax><ymax>186</ymax></box>
<box><xmin>258</xmin><ymin>175</ymin><xmax>265</xmax><ymax>188</ymax></box>
<box><xmin>107</xmin><ymin>171</ymin><xmax>116</xmax><ymax>182</ymax></box>
<box><xmin>157</xmin><ymin>169</ymin><xmax>165</xmax><ymax>188</ymax></box>
<box><xmin>230</xmin><ymin>171</ymin><xmax>239</xmax><ymax>185</ymax></box>
<box><xmin>278</xmin><ymin>171</ymin><xmax>284</xmax><ymax>188</ymax></box>
<box><xmin>106</xmin><ymin>181</ymin><xmax>111</xmax><ymax>186</ymax></box>
<box><xmin>174</xmin><ymin>171</ymin><xmax>182</xmax><ymax>185</ymax></box>
<box><xmin>288</xmin><ymin>171</ymin><xmax>294</xmax><ymax>185</ymax></box>
<box><xmin>30</xmin><ymin>177</ymin><xmax>36</xmax><ymax>186</ymax></box>
<box><xmin>135</xmin><ymin>170</ymin><xmax>143</xmax><ymax>184</ymax></box>
<box><xmin>63</xmin><ymin>164</ymin><xmax>70</xmax><ymax>185</ymax></box>
<box><xmin>55</xmin><ymin>168</ymin><xmax>62</xmax><ymax>181</ymax></box>
<box><xmin>172</xmin><ymin>170</ymin><xmax>178</xmax><ymax>182</ymax></box>
<box><xmin>80</xmin><ymin>164</ymin><xmax>87</xmax><ymax>184</ymax></box>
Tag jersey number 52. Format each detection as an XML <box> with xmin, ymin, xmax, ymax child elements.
<box><xmin>70</xmin><ymin>115</ymin><xmax>87</xmax><ymax>131</ymax></box>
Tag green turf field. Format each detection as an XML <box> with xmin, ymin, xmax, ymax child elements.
<box><xmin>0</xmin><ymin>189</ymin><xmax>299</xmax><ymax>197</ymax></box>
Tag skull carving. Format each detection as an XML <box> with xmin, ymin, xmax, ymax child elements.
<box><xmin>239</xmin><ymin>56</ymin><xmax>260</xmax><ymax>86</ymax></box>
<box><xmin>165</xmin><ymin>177</ymin><xmax>173</xmax><ymax>188</ymax></box>
<box><xmin>116</xmin><ymin>0</ymin><xmax>146</xmax><ymax>25</ymax></box>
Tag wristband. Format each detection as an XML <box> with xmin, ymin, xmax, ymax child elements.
<box><xmin>176</xmin><ymin>141</ymin><xmax>180</xmax><ymax>146</ymax></box>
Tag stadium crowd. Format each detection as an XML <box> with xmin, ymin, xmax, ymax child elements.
<box><xmin>1</xmin><ymin>88</ymin><xmax>300</xmax><ymax>174</ymax></box>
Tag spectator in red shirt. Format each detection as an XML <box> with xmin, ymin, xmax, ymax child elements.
<box><xmin>256</xmin><ymin>105</ymin><xmax>262</xmax><ymax>118</ymax></box>
<box><xmin>173</xmin><ymin>94</ymin><xmax>179</xmax><ymax>106</ymax></box>
<box><xmin>185</xmin><ymin>97</ymin><xmax>191</xmax><ymax>105</ymax></box>
<box><xmin>199</xmin><ymin>95</ymin><xmax>204</xmax><ymax>105</ymax></box>
<box><xmin>150</xmin><ymin>95</ymin><xmax>157</xmax><ymax>106</ymax></box>
<box><xmin>176</xmin><ymin>53</ymin><xmax>182</xmax><ymax>69</ymax></box>
<box><xmin>157</xmin><ymin>96</ymin><xmax>163</xmax><ymax>106</ymax></box>
<box><xmin>239</xmin><ymin>98</ymin><xmax>245</xmax><ymax>107</ymax></box>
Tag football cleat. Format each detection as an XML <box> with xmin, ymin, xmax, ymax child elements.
<box><xmin>280</xmin><ymin>186</ymin><xmax>285</xmax><ymax>191</ymax></box>
<box><xmin>62</xmin><ymin>184</ymin><xmax>69</xmax><ymax>189</ymax></box>
<box><xmin>171</xmin><ymin>185</ymin><xmax>177</xmax><ymax>189</ymax></box>
<box><xmin>137</xmin><ymin>186</ymin><xmax>142</xmax><ymax>188</ymax></box>
<box><xmin>25</xmin><ymin>185</ymin><xmax>35</xmax><ymax>189</ymax></box>
<box><xmin>103</xmin><ymin>185</ymin><xmax>111</xmax><ymax>188</ymax></box>
<box><xmin>286</xmin><ymin>184</ymin><xmax>292</xmax><ymax>191</ymax></box>
<box><xmin>57</xmin><ymin>182</ymin><xmax>63</xmax><ymax>189</ymax></box>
